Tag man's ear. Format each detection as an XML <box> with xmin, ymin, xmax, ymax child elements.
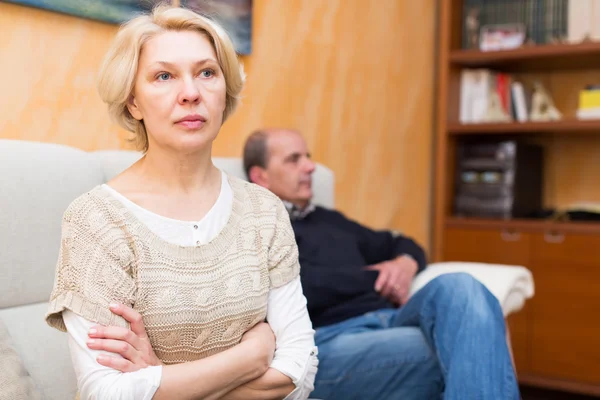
<box><xmin>248</xmin><ymin>166</ymin><xmax>269</xmax><ymax>188</ymax></box>
<box><xmin>126</xmin><ymin>94</ymin><xmax>143</xmax><ymax>121</ymax></box>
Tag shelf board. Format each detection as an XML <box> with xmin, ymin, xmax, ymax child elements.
<box><xmin>447</xmin><ymin>119</ymin><xmax>600</xmax><ymax>135</ymax></box>
<box><xmin>446</xmin><ymin>217</ymin><xmax>600</xmax><ymax>235</ymax></box>
<box><xmin>449</xmin><ymin>42</ymin><xmax>600</xmax><ymax>72</ymax></box>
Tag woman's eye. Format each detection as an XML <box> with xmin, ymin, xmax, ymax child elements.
<box><xmin>157</xmin><ymin>72</ymin><xmax>171</xmax><ymax>81</ymax></box>
<box><xmin>201</xmin><ymin>69</ymin><xmax>214</xmax><ymax>78</ymax></box>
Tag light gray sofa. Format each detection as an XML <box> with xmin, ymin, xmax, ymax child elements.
<box><xmin>0</xmin><ymin>139</ymin><xmax>533</xmax><ymax>399</ymax></box>
<box><xmin>0</xmin><ymin>139</ymin><xmax>335</xmax><ymax>400</ymax></box>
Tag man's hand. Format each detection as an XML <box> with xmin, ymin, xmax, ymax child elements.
<box><xmin>87</xmin><ymin>303</ymin><xmax>163</xmax><ymax>372</ymax></box>
<box><xmin>364</xmin><ymin>255</ymin><xmax>418</xmax><ymax>305</ymax></box>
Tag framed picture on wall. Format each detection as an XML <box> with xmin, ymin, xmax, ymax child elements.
<box><xmin>1</xmin><ymin>0</ymin><xmax>252</xmax><ymax>54</ymax></box>
<box><xmin>182</xmin><ymin>0</ymin><xmax>252</xmax><ymax>55</ymax></box>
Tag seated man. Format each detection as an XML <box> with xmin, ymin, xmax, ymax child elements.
<box><xmin>243</xmin><ymin>128</ymin><xmax>519</xmax><ymax>400</ymax></box>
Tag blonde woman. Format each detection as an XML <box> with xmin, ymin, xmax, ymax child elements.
<box><xmin>45</xmin><ymin>5</ymin><xmax>317</xmax><ymax>400</ymax></box>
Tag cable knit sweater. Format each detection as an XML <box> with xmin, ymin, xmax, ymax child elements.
<box><xmin>45</xmin><ymin>176</ymin><xmax>300</xmax><ymax>365</ymax></box>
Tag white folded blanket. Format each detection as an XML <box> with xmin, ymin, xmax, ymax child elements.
<box><xmin>408</xmin><ymin>262</ymin><xmax>535</xmax><ymax>317</ymax></box>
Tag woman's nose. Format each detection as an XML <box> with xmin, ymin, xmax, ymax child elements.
<box><xmin>179</xmin><ymin>79</ymin><xmax>201</xmax><ymax>104</ymax></box>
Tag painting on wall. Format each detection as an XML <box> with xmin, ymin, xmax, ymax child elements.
<box><xmin>182</xmin><ymin>0</ymin><xmax>252</xmax><ymax>54</ymax></box>
<box><xmin>1</xmin><ymin>0</ymin><xmax>252</xmax><ymax>54</ymax></box>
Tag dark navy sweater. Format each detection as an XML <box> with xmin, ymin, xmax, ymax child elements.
<box><xmin>291</xmin><ymin>206</ymin><xmax>427</xmax><ymax>328</ymax></box>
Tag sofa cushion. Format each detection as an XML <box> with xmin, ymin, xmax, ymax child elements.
<box><xmin>0</xmin><ymin>140</ymin><xmax>105</xmax><ymax>308</ymax></box>
<box><xmin>0</xmin><ymin>303</ymin><xmax>77</xmax><ymax>400</ymax></box>
<box><xmin>91</xmin><ymin>150</ymin><xmax>336</xmax><ymax>208</ymax></box>
<box><xmin>90</xmin><ymin>150</ymin><xmax>142</xmax><ymax>182</ymax></box>
<box><xmin>0</xmin><ymin>318</ymin><xmax>42</xmax><ymax>400</ymax></box>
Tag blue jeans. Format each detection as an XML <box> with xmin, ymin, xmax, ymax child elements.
<box><xmin>311</xmin><ymin>273</ymin><xmax>519</xmax><ymax>400</ymax></box>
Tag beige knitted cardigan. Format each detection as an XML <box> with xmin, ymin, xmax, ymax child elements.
<box><xmin>45</xmin><ymin>176</ymin><xmax>300</xmax><ymax>365</ymax></box>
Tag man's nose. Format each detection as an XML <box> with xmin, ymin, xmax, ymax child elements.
<box><xmin>303</xmin><ymin>157</ymin><xmax>316</xmax><ymax>173</ymax></box>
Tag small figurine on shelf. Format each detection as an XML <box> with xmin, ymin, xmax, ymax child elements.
<box><xmin>465</xmin><ymin>7</ymin><xmax>480</xmax><ymax>49</ymax></box>
<box><xmin>530</xmin><ymin>82</ymin><xmax>562</xmax><ymax>121</ymax></box>
<box><xmin>484</xmin><ymin>91</ymin><xmax>512</xmax><ymax>123</ymax></box>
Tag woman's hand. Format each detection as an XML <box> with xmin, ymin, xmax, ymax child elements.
<box><xmin>241</xmin><ymin>322</ymin><xmax>276</xmax><ymax>372</ymax></box>
<box><xmin>87</xmin><ymin>303</ymin><xmax>163</xmax><ymax>372</ymax></box>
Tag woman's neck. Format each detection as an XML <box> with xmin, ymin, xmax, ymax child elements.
<box><xmin>137</xmin><ymin>144</ymin><xmax>220</xmax><ymax>194</ymax></box>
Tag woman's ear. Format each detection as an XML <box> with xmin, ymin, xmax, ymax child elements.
<box><xmin>126</xmin><ymin>94</ymin><xmax>143</xmax><ymax>121</ymax></box>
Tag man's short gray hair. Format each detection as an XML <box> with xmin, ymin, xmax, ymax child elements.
<box><xmin>243</xmin><ymin>130</ymin><xmax>270</xmax><ymax>181</ymax></box>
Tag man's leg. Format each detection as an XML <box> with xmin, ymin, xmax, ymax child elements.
<box><xmin>311</xmin><ymin>311</ymin><xmax>444</xmax><ymax>400</ymax></box>
<box><xmin>391</xmin><ymin>272</ymin><xmax>520</xmax><ymax>400</ymax></box>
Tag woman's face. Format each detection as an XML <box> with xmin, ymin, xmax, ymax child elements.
<box><xmin>127</xmin><ymin>30</ymin><xmax>227</xmax><ymax>153</ymax></box>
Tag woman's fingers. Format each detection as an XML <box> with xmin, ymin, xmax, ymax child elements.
<box><xmin>109</xmin><ymin>303</ymin><xmax>149</xmax><ymax>340</ymax></box>
<box><xmin>96</xmin><ymin>353</ymin><xmax>138</xmax><ymax>373</ymax></box>
<box><xmin>87</xmin><ymin>338</ymin><xmax>139</xmax><ymax>364</ymax></box>
<box><xmin>88</xmin><ymin>325</ymin><xmax>140</xmax><ymax>350</ymax></box>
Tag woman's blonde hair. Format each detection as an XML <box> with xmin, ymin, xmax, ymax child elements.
<box><xmin>97</xmin><ymin>4</ymin><xmax>245</xmax><ymax>152</ymax></box>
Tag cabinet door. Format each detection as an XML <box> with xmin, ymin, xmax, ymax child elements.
<box><xmin>444</xmin><ymin>227</ymin><xmax>531</xmax><ymax>265</ymax></box>
<box><xmin>530</xmin><ymin>232</ymin><xmax>600</xmax><ymax>386</ymax></box>
<box><xmin>443</xmin><ymin>227</ymin><xmax>532</xmax><ymax>375</ymax></box>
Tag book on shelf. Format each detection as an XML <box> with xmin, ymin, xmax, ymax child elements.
<box><xmin>462</xmin><ymin>0</ymin><xmax>569</xmax><ymax>48</ymax></box>
<box><xmin>459</xmin><ymin>69</ymin><xmax>530</xmax><ymax>124</ymax></box>
<box><xmin>567</xmin><ymin>0</ymin><xmax>600</xmax><ymax>43</ymax></box>
<box><xmin>577</xmin><ymin>85</ymin><xmax>600</xmax><ymax>120</ymax></box>
<box><xmin>461</xmin><ymin>0</ymin><xmax>600</xmax><ymax>50</ymax></box>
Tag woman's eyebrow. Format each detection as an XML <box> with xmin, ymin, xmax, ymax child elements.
<box><xmin>149</xmin><ymin>59</ymin><xmax>218</xmax><ymax>68</ymax></box>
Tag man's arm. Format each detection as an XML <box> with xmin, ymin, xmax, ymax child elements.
<box><xmin>387</xmin><ymin>234</ymin><xmax>427</xmax><ymax>274</ymax></box>
<box><xmin>330</xmin><ymin>210</ymin><xmax>427</xmax><ymax>272</ymax></box>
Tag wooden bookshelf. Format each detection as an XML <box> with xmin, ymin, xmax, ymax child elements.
<box><xmin>446</xmin><ymin>217</ymin><xmax>600</xmax><ymax>235</ymax></box>
<box><xmin>434</xmin><ymin>0</ymin><xmax>600</xmax><ymax>395</ymax></box>
<box><xmin>447</xmin><ymin>119</ymin><xmax>600</xmax><ymax>135</ymax></box>
<box><xmin>449</xmin><ymin>41</ymin><xmax>600</xmax><ymax>72</ymax></box>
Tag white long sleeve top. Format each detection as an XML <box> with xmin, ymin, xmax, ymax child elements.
<box><xmin>62</xmin><ymin>171</ymin><xmax>318</xmax><ymax>399</ymax></box>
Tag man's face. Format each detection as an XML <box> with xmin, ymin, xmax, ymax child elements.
<box><xmin>262</xmin><ymin>131</ymin><xmax>316</xmax><ymax>207</ymax></box>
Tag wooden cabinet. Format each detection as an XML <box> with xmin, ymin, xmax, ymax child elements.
<box><xmin>443</xmin><ymin>225</ymin><xmax>600</xmax><ymax>395</ymax></box>
<box><xmin>444</xmin><ymin>227</ymin><xmax>533</xmax><ymax>376</ymax></box>
<box><xmin>529</xmin><ymin>233</ymin><xmax>600</xmax><ymax>388</ymax></box>
<box><xmin>444</xmin><ymin>227</ymin><xmax>531</xmax><ymax>265</ymax></box>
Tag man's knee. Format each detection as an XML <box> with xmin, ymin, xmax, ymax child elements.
<box><xmin>429</xmin><ymin>272</ymin><xmax>481</xmax><ymax>293</ymax></box>
<box><xmin>429</xmin><ymin>272</ymin><xmax>502</xmax><ymax>315</ymax></box>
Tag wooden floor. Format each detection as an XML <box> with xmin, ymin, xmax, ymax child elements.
<box><xmin>521</xmin><ymin>385</ymin><xmax>600</xmax><ymax>400</ymax></box>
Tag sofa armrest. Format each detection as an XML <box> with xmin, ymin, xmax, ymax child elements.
<box><xmin>408</xmin><ymin>262</ymin><xmax>535</xmax><ymax>317</ymax></box>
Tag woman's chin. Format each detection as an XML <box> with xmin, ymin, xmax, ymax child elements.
<box><xmin>171</xmin><ymin>131</ymin><xmax>217</xmax><ymax>152</ymax></box>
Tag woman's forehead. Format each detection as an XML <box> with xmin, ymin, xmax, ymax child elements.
<box><xmin>140</xmin><ymin>31</ymin><xmax>217</xmax><ymax>65</ymax></box>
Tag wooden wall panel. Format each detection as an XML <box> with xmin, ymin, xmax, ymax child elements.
<box><xmin>0</xmin><ymin>3</ymin><xmax>124</xmax><ymax>149</ymax></box>
<box><xmin>0</xmin><ymin>0</ymin><xmax>437</xmax><ymax>250</ymax></box>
